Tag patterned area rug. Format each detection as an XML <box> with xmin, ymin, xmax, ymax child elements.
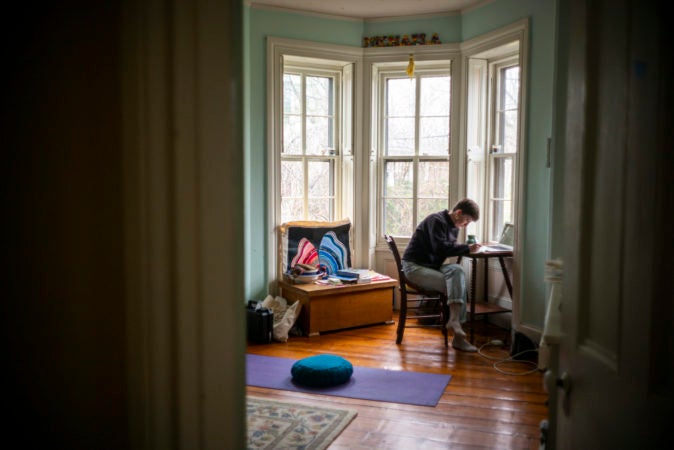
<box><xmin>247</xmin><ymin>396</ymin><xmax>357</xmax><ymax>450</ymax></box>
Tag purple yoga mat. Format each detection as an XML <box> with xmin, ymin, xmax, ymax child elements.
<box><xmin>246</xmin><ymin>354</ymin><xmax>451</xmax><ymax>407</ymax></box>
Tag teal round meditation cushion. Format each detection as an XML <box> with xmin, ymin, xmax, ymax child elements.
<box><xmin>291</xmin><ymin>354</ymin><xmax>353</xmax><ymax>387</ymax></box>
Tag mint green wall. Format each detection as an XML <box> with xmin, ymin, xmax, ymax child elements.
<box><xmin>363</xmin><ymin>15</ymin><xmax>461</xmax><ymax>43</ymax></box>
<box><xmin>244</xmin><ymin>2</ymin><xmax>558</xmax><ymax>331</ymax></box>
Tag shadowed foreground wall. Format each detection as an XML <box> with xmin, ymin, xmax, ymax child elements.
<box><xmin>2</xmin><ymin>4</ymin><xmax>128</xmax><ymax>448</ymax></box>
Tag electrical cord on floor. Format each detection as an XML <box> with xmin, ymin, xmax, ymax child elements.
<box><xmin>477</xmin><ymin>340</ymin><xmax>540</xmax><ymax>376</ymax></box>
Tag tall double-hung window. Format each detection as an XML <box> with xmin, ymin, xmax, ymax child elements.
<box><xmin>487</xmin><ymin>61</ymin><xmax>519</xmax><ymax>241</ymax></box>
<box><xmin>281</xmin><ymin>65</ymin><xmax>341</xmax><ymax>224</ymax></box>
<box><xmin>466</xmin><ymin>49</ymin><xmax>521</xmax><ymax>244</ymax></box>
<box><xmin>268</xmin><ymin>40</ymin><xmax>357</xmax><ymax>280</ymax></box>
<box><xmin>379</xmin><ymin>65</ymin><xmax>451</xmax><ymax>237</ymax></box>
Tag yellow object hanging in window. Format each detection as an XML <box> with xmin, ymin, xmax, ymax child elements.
<box><xmin>406</xmin><ymin>54</ymin><xmax>415</xmax><ymax>77</ymax></box>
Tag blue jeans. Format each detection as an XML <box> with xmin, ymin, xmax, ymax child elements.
<box><xmin>402</xmin><ymin>260</ymin><xmax>467</xmax><ymax>322</ymax></box>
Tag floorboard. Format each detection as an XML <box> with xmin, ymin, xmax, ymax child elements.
<box><xmin>247</xmin><ymin>313</ymin><xmax>548</xmax><ymax>449</ymax></box>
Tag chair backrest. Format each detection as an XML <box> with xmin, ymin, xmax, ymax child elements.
<box><xmin>384</xmin><ymin>234</ymin><xmax>442</xmax><ymax>298</ymax></box>
<box><xmin>384</xmin><ymin>234</ymin><xmax>404</xmax><ymax>277</ymax></box>
<box><xmin>385</xmin><ymin>234</ymin><xmax>420</xmax><ymax>296</ymax></box>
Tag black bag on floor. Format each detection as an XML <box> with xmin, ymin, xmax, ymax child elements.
<box><xmin>246</xmin><ymin>301</ymin><xmax>273</xmax><ymax>344</ymax></box>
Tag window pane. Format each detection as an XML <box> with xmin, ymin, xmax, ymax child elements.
<box><xmin>503</xmin><ymin>110</ymin><xmax>518</xmax><ymax>154</ymax></box>
<box><xmin>306</xmin><ymin>116</ymin><xmax>331</xmax><ymax>154</ymax></box>
<box><xmin>387</xmin><ymin>78</ymin><xmax>415</xmax><ymax>117</ymax></box>
<box><xmin>306</xmin><ymin>76</ymin><xmax>333</xmax><ymax>116</ymax></box>
<box><xmin>279</xmin><ymin>63</ymin><xmax>343</xmax><ymax>232</ymax></box>
<box><xmin>281</xmin><ymin>198</ymin><xmax>304</xmax><ymax>224</ymax></box>
<box><xmin>490</xmin><ymin>199</ymin><xmax>512</xmax><ymax>242</ymax></box>
<box><xmin>503</xmin><ymin>66</ymin><xmax>520</xmax><ymax>110</ymax></box>
<box><xmin>283</xmin><ymin>115</ymin><xmax>301</xmax><ymax>154</ymax></box>
<box><xmin>385</xmin><ymin>198</ymin><xmax>413</xmax><ymax>236</ymax></box>
<box><xmin>384</xmin><ymin>161</ymin><xmax>413</xmax><ymax>197</ymax></box>
<box><xmin>418</xmin><ymin>161</ymin><xmax>449</xmax><ymax>197</ymax></box>
<box><xmin>418</xmin><ymin>198</ymin><xmax>447</xmax><ymax>223</ymax></box>
<box><xmin>308</xmin><ymin>160</ymin><xmax>333</xmax><ymax>197</ymax></box>
<box><xmin>492</xmin><ymin>157</ymin><xmax>513</xmax><ymax>200</ymax></box>
<box><xmin>283</xmin><ymin>74</ymin><xmax>301</xmax><ymax>114</ymax></box>
<box><xmin>308</xmin><ymin>199</ymin><xmax>332</xmax><ymax>222</ymax></box>
<box><xmin>386</xmin><ymin>117</ymin><xmax>415</xmax><ymax>155</ymax></box>
<box><xmin>380</xmin><ymin>66</ymin><xmax>451</xmax><ymax>238</ymax></box>
<box><xmin>281</xmin><ymin>160</ymin><xmax>303</xmax><ymax>197</ymax></box>
<box><xmin>420</xmin><ymin>76</ymin><xmax>450</xmax><ymax>116</ymax></box>
<box><xmin>419</xmin><ymin>117</ymin><xmax>449</xmax><ymax>155</ymax></box>
<box><xmin>491</xmin><ymin>156</ymin><xmax>513</xmax><ymax>241</ymax></box>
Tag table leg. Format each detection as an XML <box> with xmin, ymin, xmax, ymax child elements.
<box><xmin>470</xmin><ymin>257</ymin><xmax>477</xmax><ymax>344</ymax></box>
<box><xmin>483</xmin><ymin>258</ymin><xmax>489</xmax><ymax>302</ymax></box>
<box><xmin>498</xmin><ymin>257</ymin><xmax>513</xmax><ymax>297</ymax></box>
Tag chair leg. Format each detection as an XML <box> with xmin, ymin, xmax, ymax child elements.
<box><xmin>442</xmin><ymin>302</ymin><xmax>449</xmax><ymax>347</ymax></box>
<box><xmin>396</xmin><ymin>295</ymin><xmax>407</xmax><ymax>345</ymax></box>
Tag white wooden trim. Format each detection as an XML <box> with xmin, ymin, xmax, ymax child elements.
<box><xmin>460</xmin><ymin>18</ymin><xmax>529</xmax><ymax>56</ymax></box>
<box><xmin>512</xmin><ymin>20</ymin><xmax>529</xmax><ymax>337</ymax></box>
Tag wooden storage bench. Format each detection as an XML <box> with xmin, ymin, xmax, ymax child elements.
<box><xmin>279</xmin><ymin>279</ymin><xmax>397</xmax><ymax>336</ymax></box>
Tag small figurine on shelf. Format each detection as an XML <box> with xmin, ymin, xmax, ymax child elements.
<box><xmin>363</xmin><ymin>36</ymin><xmax>370</xmax><ymax>48</ymax></box>
<box><xmin>411</xmin><ymin>33</ymin><xmax>419</xmax><ymax>45</ymax></box>
<box><xmin>418</xmin><ymin>33</ymin><xmax>426</xmax><ymax>45</ymax></box>
<box><xmin>430</xmin><ymin>33</ymin><xmax>441</xmax><ymax>44</ymax></box>
<box><xmin>401</xmin><ymin>34</ymin><xmax>410</xmax><ymax>46</ymax></box>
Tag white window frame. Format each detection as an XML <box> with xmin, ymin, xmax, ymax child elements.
<box><xmin>267</xmin><ymin>38</ymin><xmax>362</xmax><ymax>287</ymax></box>
<box><xmin>281</xmin><ymin>63</ymin><xmax>342</xmax><ymax>223</ymax></box>
<box><xmin>486</xmin><ymin>57</ymin><xmax>519</xmax><ymax>243</ymax></box>
<box><xmin>376</xmin><ymin>63</ymin><xmax>453</xmax><ymax>240</ymax></box>
<box><xmin>460</xmin><ymin>19</ymin><xmax>529</xmax><ymax>334</ymax></box>
<box><xmin>461</xmin><ymin>20</ymin><xmax>528</xmax><ymax>252</ymax></box>
<box><xmin>365</xmin><ymin>45</ymin><xmax>462</xmax><ymax>256</ymax></box>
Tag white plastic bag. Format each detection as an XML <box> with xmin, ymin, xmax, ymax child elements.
<box><xmin>260</xmin><ymin>295</ymin><xmax>302</xmax><ymax>342</ymax></box>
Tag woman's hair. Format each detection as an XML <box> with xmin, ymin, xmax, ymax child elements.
<box><xmin>452</xmin><ymin>198</ymin><xmax>480</xmax><ymax>221</ymax></box>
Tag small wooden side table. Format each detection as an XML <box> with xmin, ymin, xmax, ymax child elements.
<box><xmin>279</xmin><ymin>278</ymin><xmax>397</xmax><ymax>336</ymax></box>
<box><xmin>457</xmin><ymin>249</ymin><xmax>513</xmax><ymax>343</ymax></box>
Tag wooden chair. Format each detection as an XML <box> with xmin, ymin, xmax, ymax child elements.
<box><xmin>384</xmin><ymin>235</ymin><xmax>449</xmax><ymax>346</ymax></box>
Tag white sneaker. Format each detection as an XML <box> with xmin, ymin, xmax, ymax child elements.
<box><xmin>452</xmin><ymin>335</ymin><xmax>477</xmax><ymax>352</ymax></box>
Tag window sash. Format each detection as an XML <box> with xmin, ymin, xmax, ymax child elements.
<box><xmin>488</xmin><ymin>153</ymin><xmax>514</xmax><ymax>241</ymax></box>
<box><xmin>378</xmin><ymin>68</ymin><xmax>451</xmax><ymax>237</ymax></box>
<box><xmin>487</xmin><ymin>59</ymin><xmax>519</xmax><ymax>242</ymax></box>
<box><xmin>281</xmin><ymin>66</ymin><xmax>342</xmax><ymax>222</ymax></box>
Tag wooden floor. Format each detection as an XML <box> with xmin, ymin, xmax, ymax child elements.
<box><xmin>247</xmin><ymin>314</ymin><xmax>548</xmax><ymax>449</ymax></box>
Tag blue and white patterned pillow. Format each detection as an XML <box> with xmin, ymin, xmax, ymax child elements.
<box><xmin>279</xmin><ymin>219</ymin><xmax>353</xmax><ymax>277</ymax></box>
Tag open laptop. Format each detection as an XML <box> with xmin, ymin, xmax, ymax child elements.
<box><xmin>478</xmin><ymin>223</ymin><xmax>514</xmax><ymax>252</ymax></box>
